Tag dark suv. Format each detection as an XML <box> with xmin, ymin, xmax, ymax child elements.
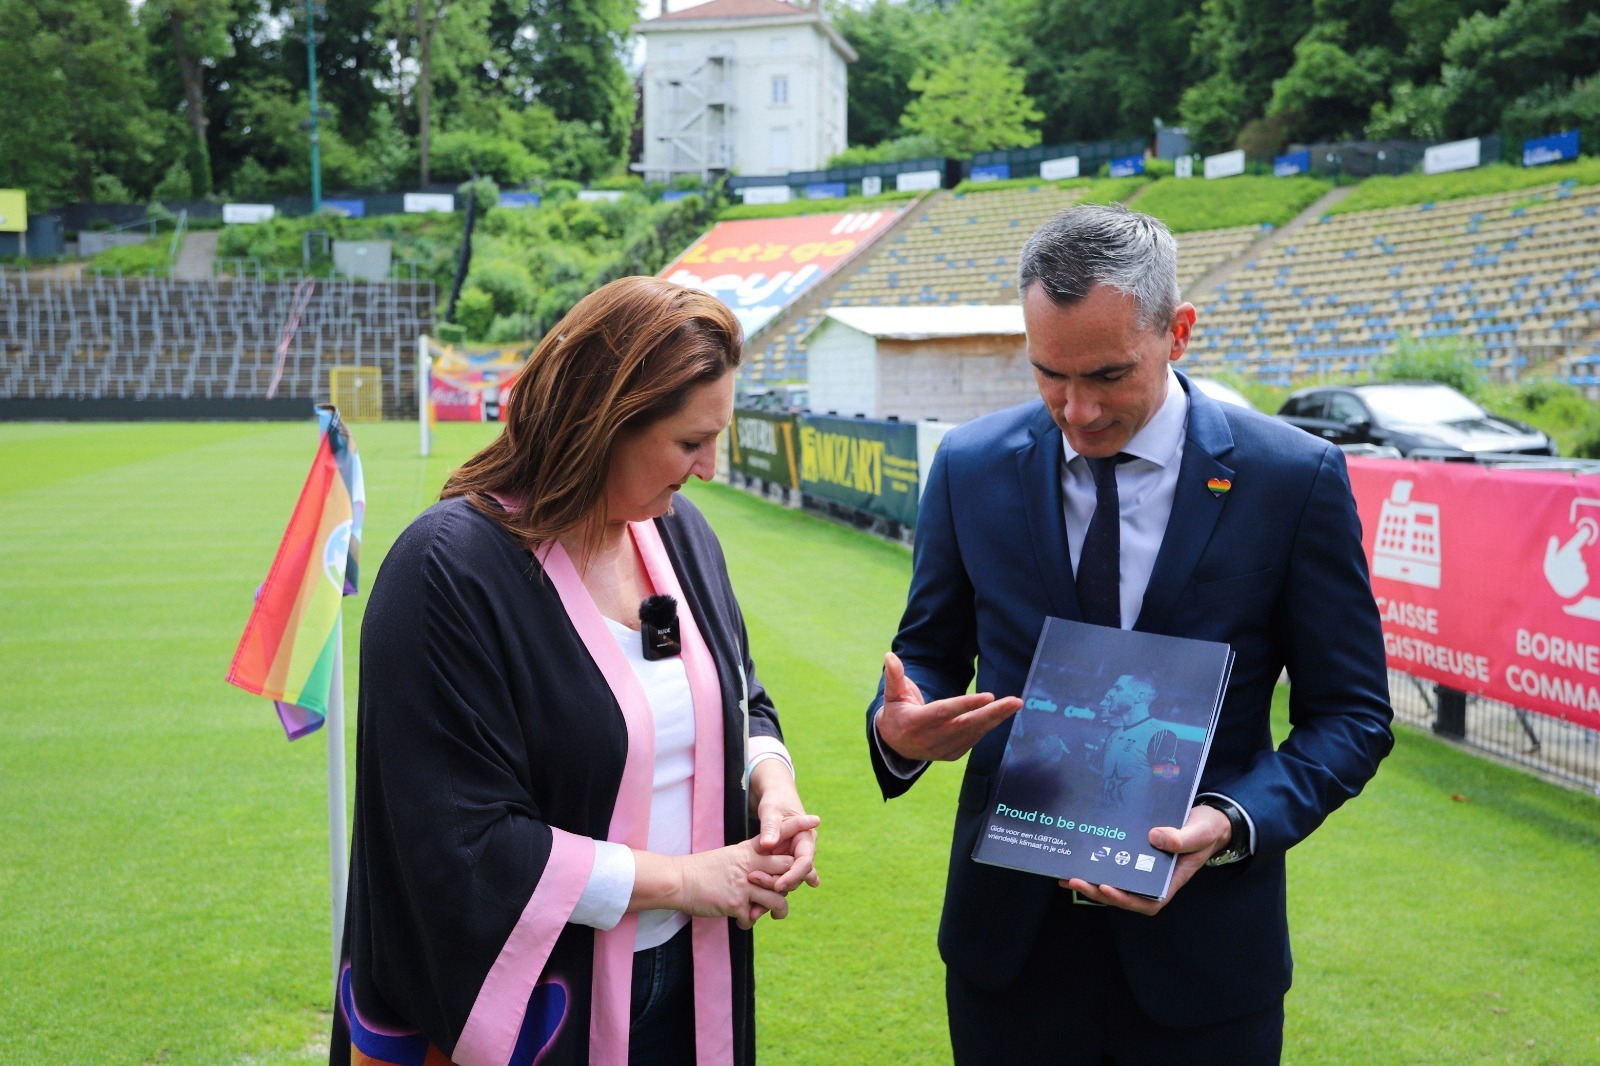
<box><xmin>1276</xmin><ymin>382</ymin><xmax>1556</xmax><ymax>457</ymax></box>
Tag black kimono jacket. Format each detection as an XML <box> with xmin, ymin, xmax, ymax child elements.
<box><xmin>331</xmin><ymin>494</ymin><xmax>783</xmax><ymax>1065</ymax></box>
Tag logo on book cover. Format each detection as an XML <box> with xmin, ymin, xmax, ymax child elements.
<box><xmin>1148</xmin><ymin>729</ymin><xmax>1181</xmax><ymax>779</ymax></box>
<box><xmin>1135</xmin><ymin>854</ymin><xmax>1156</xmax><ymax>872</ymax></box>
<box><xmin>1114</xmin><ymin>851</ymin><xmax>1131</xmax><ymax>866</ymax></box>
<box><xmin>1090</xmin><ymin>846</ymin><xmax>1111</xmax><ymax>862</ymax></box>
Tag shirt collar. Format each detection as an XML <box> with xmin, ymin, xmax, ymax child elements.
<box><xmin>1061</xmin><ymin>368</ymin><xmax>1188</xmax><ymax>469</ymax></box>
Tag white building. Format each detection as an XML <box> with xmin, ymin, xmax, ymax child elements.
<box><xmin>634</xmin><ymin>0</ymin><xmax>855</xmax><ymax>184</ymax></box>
<box><xmin>803</xmin><ymin>305</ymin><xmax>1034</xmax><ymax>424</ymax></box>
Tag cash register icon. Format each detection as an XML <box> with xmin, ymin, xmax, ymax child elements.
<box><xmin>1373</xmin><ymin>480</ymin><xmax>1442</xmax><ymax>589</ymax></box>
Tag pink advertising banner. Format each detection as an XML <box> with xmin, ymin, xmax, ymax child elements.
<box><xmin>659</xmin><ymin>208</ymin><xmax>903</xmax><ymax>339</ymax></box>
<box><xmin>1347</xmin><ymin>458</ymin><xmax>1600</xmax><ymax>729</ymax></box>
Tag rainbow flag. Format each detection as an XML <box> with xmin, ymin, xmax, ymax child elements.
<box><xmin>228</xmin><ymin>405</ymin><xmax>365</xmax><ymax>739</ymax></box>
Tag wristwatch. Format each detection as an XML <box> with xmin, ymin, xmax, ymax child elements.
<box><xmin>1199</xmin><ymin>797</ymin><xmax>1250</xmax><ymax>866</ymax></box>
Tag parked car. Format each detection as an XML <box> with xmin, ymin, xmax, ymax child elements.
<box><xmin>1188</xmin><ymin>375</ymin><xmax>1257</xmax><ymax>410</ymax></box>
<box><xmin>738</xmin><ymin>383</ymin><xmax>808</xmax><ymax>412</ymax></box>
<box><xmin>1275</xmin><ymin>382</ymin><xmax>1557</xmax><ymax>457</ymax></box>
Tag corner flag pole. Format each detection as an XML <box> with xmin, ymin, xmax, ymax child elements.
<box><xmin>326</xmin><ymin>617</ymin><xmax>349</xmax><ymax>988</ymax></box>
<box><xmin>419</xmin><ymin>335</ymin><xmax>432</xmax><ymax>458</ymax></box>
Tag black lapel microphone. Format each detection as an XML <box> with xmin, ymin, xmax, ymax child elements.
<box><xmin>639</xmin><ymin>594</ymin><xmax>682</xmax><ymax>660</ymax></box>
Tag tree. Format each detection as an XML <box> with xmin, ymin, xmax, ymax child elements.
<box><xmin>1388</xmin><ymin>0</ymin><xmax>1500</xmax><ymax>83</ymax></box>
<box><xmin>1501</xmin><ymin>75</ymin><xmax>1600</xmax><ymax>156</ymax></box>
<box><xmin>218</xmin><ymin>77</ymin><xmax>371</xmax><ymax>194</ymax></box>
<box><xmin>512</xmin><ymin>0</ymin><xmax>636</xmax><ymax>173</ymax></box>
<box><xmin>1180</xmin><ymin>0</ymin><xmax>1314</xmax><ymax>151</ymax></box>
<box><xmin>1431</xmin><ymin>0</ymin><xmax>1600</xmax><ymax>139</ymax></box>
<box><xmin>900</xmin><ymin>44</ymin><xmax>1043</xmax><ymax>157</ymax></box>
<box><xmin>382</xmin><ymin>0</ymin><xmax>495</xmax><ymax>184</ymax></box>
<box><xmin>1366</xmin><ymin>0</ymin><xmax>1600</xmax><ymax>141</ymax></box>
<box><xmin>831</xmin><ymin>0</ymin><xmax>953</xmax><ymax>147</ymax></box>
<box><xmin>140</xmin><ymin>0</ymin><xmax>233</xmax><ymax>196</ymax></box>
<box><xmin>1024</xmin><ymin>0</ymin><xmax>1200</xmax><ymax>144</ymax></box>
<box><xmin>1178</xmin><ymin>73</ymin><xmax>1250</xmax><ymax>154</ymax></box>
<box><xmin>1267</xmin><ymin>24</ymin><xmax>1390</xmax><ymax>144</ymax></box>
<box><xmin>0</xmin><ymin>0</ymin><xmax>159</xmax><ymax>207</ymax></box>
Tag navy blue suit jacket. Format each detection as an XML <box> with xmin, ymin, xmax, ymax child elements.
<box><xmin>868</xmin><ymin>373</ymin><xmax>1393</xmax><ymax>1027</ymax></box>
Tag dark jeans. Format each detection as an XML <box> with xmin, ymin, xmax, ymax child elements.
<box><xmin>629</xmin><ymin>922</ymin><xmax>696</xmax><ymax>1064</ymax></box>
<box><xmin>947</xmin><ymin>896</ymin><xmax>1284</xmax><ymax>1065</ymax></box>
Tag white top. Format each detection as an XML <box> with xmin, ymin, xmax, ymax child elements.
<box><xmin>569</xmin><ymin>618</ymin><xmax>797</xmax><ymax>950</ymax></box>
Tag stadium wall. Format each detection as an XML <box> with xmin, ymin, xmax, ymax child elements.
<box><xmin>0</xmin><ymin>398</ymin><xmax>311</xmax><ymax>420</ymax></box>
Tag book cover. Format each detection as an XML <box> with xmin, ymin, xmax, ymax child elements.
<box><xmin>971</xmin><ymin>617</ymin><xmax>1234</xmax><ymax>900</ymax></box>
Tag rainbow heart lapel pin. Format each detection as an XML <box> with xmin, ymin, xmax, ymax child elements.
<box><xmin>1206</xmin><ymin>477</ymin><xmax>1232</xmax><ymax>498</ymax></box>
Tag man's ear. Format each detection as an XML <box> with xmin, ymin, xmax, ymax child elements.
<box><xmin>1168</xmin><ymin>303</ymin><xmax>1197</xmax><ymax>363</ymax></box>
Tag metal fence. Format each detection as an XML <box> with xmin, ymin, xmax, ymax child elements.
<box><xmin>1389</xmin><ymin>669</ymin><xmax>1600</xmax><ymax>795</ymax></box>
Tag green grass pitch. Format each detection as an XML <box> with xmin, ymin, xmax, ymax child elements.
<box><xmin>2</xmin><ymin>420</ymin><xmax>1597</xmax><ymax>1064</ymax></box>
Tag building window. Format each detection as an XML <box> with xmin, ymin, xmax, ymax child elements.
<box><xmin>771</xmin><ymin>75</ymin><xmax>789</xmax><ymax>106</ymax></box>
<box><xmin>665</xmin><ymin>42</ymin><xmax>683</xmax><ymax>60</ymax></box>
<box><xmin>770</xmin><ymin>128</ymin><xmax>790</xmax><ymax>171</ymax></box>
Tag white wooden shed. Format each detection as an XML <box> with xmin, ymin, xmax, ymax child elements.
<box><xmin>802</xmin><ymin>305</ymin><xmax>1035</xmax><ymax>423</ymax></box>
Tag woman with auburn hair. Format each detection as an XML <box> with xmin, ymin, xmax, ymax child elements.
<box><xmin>333</xmin><ymin>276</ymin><xmax>819</xmax><ymax>1066</ymax></box>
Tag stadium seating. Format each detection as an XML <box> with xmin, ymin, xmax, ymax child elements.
<box><xmin>742</xmin><ymin>176</ymin><xmax>1600</xmax><ymax>393</ymax></box>
<box><xmin>744</xmin><ymin>183</ymin><xmax>1269</xmax><ymax>385</ymax></box>
<box><xmin>1186</xmin><ymin>180</ymin><xmax>1600</xmax><ymax>387</ymax></box>
<box><xmin>0</xmin><ymin>268</ymin><xmax>435</xmax><ymax>416</ymax></box>
<box><xmin>746</xmin><ymin>185</ymin><xmax>1093</xmax><ymax>383</ymax></box>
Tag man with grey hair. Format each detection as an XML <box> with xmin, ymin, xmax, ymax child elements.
<box><xmin>867</xmin><ymin>202</ymin><xmax>1393</xmax><ymax>1062</ymax></box>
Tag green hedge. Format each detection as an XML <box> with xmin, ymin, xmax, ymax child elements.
<box><xmin>1133</xmin><ymin>175</ymin><xmax>1332</xmax><ymax>232</ymax></box>
<box><xmin>716</xmin><ymin>190</ymin><xmax>922</xmax><ymax>221</ymax></box>
<box><xmin>1327</xmin><ymin>157</ymin><xmax>1600</xmax><ymax>216</ymax></box>
<box><xmin>87</xmin><ymin>239</ymin><xmax>170</xmax><ymax>277</ymax></box>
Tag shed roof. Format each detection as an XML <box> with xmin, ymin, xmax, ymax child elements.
<box><xmin>810</xmin><ymin>305</ymin><xmax>1025</xmax><ymax>342</ymax></box>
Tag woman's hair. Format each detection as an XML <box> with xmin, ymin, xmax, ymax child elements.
<box><xmin>440</xmin><ymin>276</ymin><xmax>742</xmax><ymax>550</ymax></box>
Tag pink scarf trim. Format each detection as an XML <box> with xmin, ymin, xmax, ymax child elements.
<box><xmin>538</xmin><ymin>522</ymin><xmax>735</xmax><ymax>1064</ymax></box>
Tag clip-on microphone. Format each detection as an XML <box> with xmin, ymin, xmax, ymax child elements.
<box><xmin>639</xmin><ymin>594</ymin><xmax>681</xmax><ymax>660</ymax></box>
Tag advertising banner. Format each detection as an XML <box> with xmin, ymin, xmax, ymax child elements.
<box><xmin>1423</xmin><ymin>138</ymin><xmax>1481</xmax><ymax>175</ymax></box>
<box><xmin>1523</xmin><ymin>130</ymin><xmax>1579</xmax><ymax>168</ymax></box>
<box><xmin>1174</xmin><ymin>156</ymin><xmax>1193</xmax><ymax>179</ymax></box>
<box><xmin>223</xmin><ymin>203</ymin><xmax>276</xmax><ymax>224</ymax></box>
<box><xmin>798</xmin><ymin>415</ymin><xmax>921</xmax><ymax>526</ymax></box>
<box><xmin>404</xmin><ymin>193</ymin><xmax>455</xmax><ymax>213</ymax></box>
<box><xmin>1109</xmin><ymin>156</ymin><xmax>1145</xmax><ymax>178</ymax></box>
<box><xmin>1274</xmin><ymin>150</ymin><xmax>1311</xmax><ymax>177</ymax></box>
<box><xmin>324</xmin><ymin>199</ymin><xmax>366</xmax><ymax>218</ymax></box>
<box><xmin>661</xmin><ymin>208</ymin><xmax>904</xmax><ymax>339</ymax></box>
<box><xmin>896</xmin><ymin>169</ymin><xmax>942</xmax><ymax>192</ymax></box>
<box><xmin>499</xmin><ymin>192</ymin><xmax>542</xmax><ymax>209</ymax></box>
<box><xmin>805</xmin><ymin>182</ymin><xmax>847</xmax><ymax>200</ymax></box>
<box><xmin>426</xmin><ymin>338</ymin><xmax>531</xmax><ymax>422</ymax></box>
<box><xmin>1039</xmin><ymin>156</ymin><xmax>1080</xmax><ymax>180</ymax></box>
<box><xmin>728</xmin><ymin>410</ymin><xmax>800</xmax><ymax>489</ymax></box>
<box><xmin>742</xmin><ymin>186</ymin><xmax>792</xmax><ymax>205</ymax></box>
<box><xmin>916</xmin><ymin>421</ymin><xmax>958</xmax><ymax>496</ymax></box>
<box><xmin>861</xmin><ymin>176</ymin><xmax>883</xmax><ymax>196</ymax></box>
<box><xmin>1347</xmin><ymin>458</ymin><xmax>1600</xmax><ymax>730</ymax></box>
<box><xmin>970</xmin><ymin>164</ymin><xmax>1011</xmax><ymax>183</ymax></box>
<box><xmin>1204</xmin><ymin>149</ymin><xmax>1246</xmax><ymax>179</ymax></box>
<box><xmin>0</xmin><ymin>189</ymin><xmax>28</xmax><ymax>232</ymax></box>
